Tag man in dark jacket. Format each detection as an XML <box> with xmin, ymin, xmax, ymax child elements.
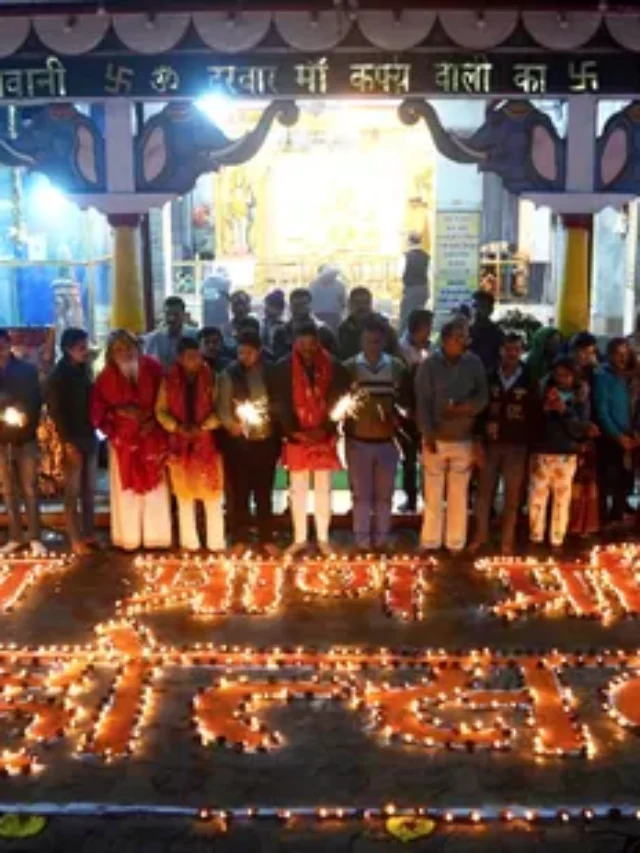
<box><xmin>399</xmin><ymin>233</ymin><xmax>430</xmax><ymax>333</ymax></box>
<box><xmin>272</xmin><ymin>289</ymin><xmax>337</xmax><ymax>360</ymax></box>
<box><xmin>0</xmin><ymin>329</ymin><xmax>44</xmax><ymax>556</ymax></box>
<box><xmin>338</xmin><ymin>287</ymin><xmax>398</xmax><ymax>361</ymax></box>
<box><xmin>470</xmin><ymin>333</ymin><xmax>535</xmax><ymax>555</ymax></box>
<box><xmin>198</xmin><ymin>326</ymin><xmax>235</xmax><ymax>374</ymax></box>
<box><xmin>469</xmin><ymin>290</ymin><xmax>504</xmax><ymax>372</ymax></box>
<box><xmin>47</xmin><ymin>327</ymin><xmax>97</xmax><ymax>555</ymax></box>
<box><xmin>529</xmin><ymin>357</ymin><xmax>597</xmax><ymax>550</ymax></box>
<box><xmin>217</xmin><ymin>329</ymin><xmax>281</xmax><ymax>557</ymax></box>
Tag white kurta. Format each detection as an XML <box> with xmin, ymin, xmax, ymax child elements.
<box><xmin>109</xmin><ymin>448</ymin><xmax>172</xmax><ymax>551</ymax></box>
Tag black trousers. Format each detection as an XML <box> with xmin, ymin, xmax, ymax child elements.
<box><xmin>224</xmin><ymin>436</ymin><xmax>280</xmax><ymax>544</ymax></box>
<box><xmin>398</xmin><ymin>421</ymin><xmax>420</xmax><ymax>509</ymax></box>
<box><xmin>597</xmin><ymin>437</ymin><xmax>631</xmax><ymax>522</ymax></box>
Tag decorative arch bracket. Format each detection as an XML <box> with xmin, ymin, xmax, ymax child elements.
<box><xmin>398</xmin><ymin>97</ymin><xmax>566</xmax><ymax>196</ymax></box>
<box><xmin>134</xmin><ymin>99</ymin><xmax>299</xmax><ymax>196</ymax></box>
<box><xmin>0</xmin><ymin>103</ymin><xmax>105</xmax><ymax>194</ymax></box>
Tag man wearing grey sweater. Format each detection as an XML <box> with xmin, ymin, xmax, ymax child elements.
<box><xmin>415</xmin><ymin>319</ymin><xmax>488</xmax><ymax>553</ymax></box>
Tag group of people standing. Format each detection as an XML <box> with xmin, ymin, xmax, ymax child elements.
<box><xmin>0</xmin><ymin>281</ymin><xmax>637</xmax><ymax>559</ymax></box>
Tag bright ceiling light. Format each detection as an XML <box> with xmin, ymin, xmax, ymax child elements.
<box><xmin>196</xmin><ymin>94</ymin><xmax>233</xmax><ymax>132</ymax></box>
<box><xmin>31</xmin><ymin>176</ymin><xmax>67</xmax><ymax>211</ymax></box>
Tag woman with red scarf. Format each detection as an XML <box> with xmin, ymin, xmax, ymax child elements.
<box><xmin>156</xmin><ymin>338</ymin><xmax>224</xmax><ymax>551</ymax></box>
<box><xmin>91</xmin><ymin>330</ymin><xmax>171</xmax><ymax>551</ymax></box>
<box><xmin>277</xmin><ymin>322</ymin><xmax>349</xmax><ymax>556</ymax></box>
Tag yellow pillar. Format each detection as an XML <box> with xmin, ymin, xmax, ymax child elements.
<box><xmin>557</xmin><ymin>214</ymin><xmax>592</xmax><ymax>336</ymax></box>
<box><xmin>108</xmin><ymin>213</ymin><xmax>145</xmax><ymax>334</ymax></box>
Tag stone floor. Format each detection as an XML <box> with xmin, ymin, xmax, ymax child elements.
<box><xmin>0</xmin><ymin>536</ymin><xmax>639</xmax><ymax>849</ymax></box>
<box><xmin>4</xmin><ymin>814</ymin><xmax>640</xmax><ymax>852</ymax></box>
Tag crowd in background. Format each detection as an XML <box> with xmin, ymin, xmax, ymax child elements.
<box><xmin>0</xmin><ymin>257</ymin><xmax>638</xmax><ymax>560</ymax></box>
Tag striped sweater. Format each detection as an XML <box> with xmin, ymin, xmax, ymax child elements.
<box><xmin>343</xmin><ymin>353</ymin><xmax>408</xmax><ymax>442</ymax></box>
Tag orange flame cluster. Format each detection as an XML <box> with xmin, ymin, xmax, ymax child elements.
<box><xmin>477</xmin><ymin>544</ymin><xmax>640</xmax><ymax>624</ymax></box>
<box><xmin>121</xmin><ymin>554</ymin><xmax>432</xmax><ymax>622</ymax></box>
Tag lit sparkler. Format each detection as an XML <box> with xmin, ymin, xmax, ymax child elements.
<box><xmin>235</xmin><ymin>399</ymin><xmax>268</xmax><ymax>435</ymax></box>
<box><xmin>2</xmin><ymin>406</ymin><xmax>25</xmax><ymax>428</ymax></box>
<box><xmin>329</xmin><ymin>391</ymin><xmax>366</xmax><ymax>423</ymax></box>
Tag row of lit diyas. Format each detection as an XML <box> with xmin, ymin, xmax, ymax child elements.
<box><xmin>3</xmin><ymin>801</ymin><xmax>640</xmax><ymax>827</ymax></box>
<box><xmin>0</xmin><ymin>657</ymin><xmax>94</xmax><ymax>776</ymax></box>
<box><xmin>125</xmin><ymin>554</ymin><xmax>431</xmax><ymax>621</ymax></box>
<box><xmin>0</xmin><ymin>618</ymin><xmax>639</xmax><ymax>772</ymax></box>
<box><xmin>476</xmin><ymin>544</ymin><xmax>640</xmax><ymax>624</ymax></box>
<box><xmin>194</xmin><ymin>803</ymin><xmax>640</xmax><ymax>827</ymax></box>
<box><xmin>189</xmin><ymin>659</ymin><xmax>592</xmax><ymax>757</ymax></box>
<box><xmin>0</xmin><ymin>555</ymin><xmax>69</xmax><ymax>613</ymax></box>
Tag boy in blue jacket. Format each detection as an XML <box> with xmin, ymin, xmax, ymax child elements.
<box><xmin>594</xmin><ymin>338</ymin><xmax>636</xmax><ymax>524</ymax></box>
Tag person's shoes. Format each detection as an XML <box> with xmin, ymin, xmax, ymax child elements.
<box><xmin>29</xmin><ymin>541</ymin><xmax>47</xmax><ymax>559</ymax></box>
<box><xmin>0</xmin><ymin>540</ymin><xmax>21</xmax><ymax>557</ymax></box>
<box><xmin>229</xmin><ymin>542</ymin><xmax>248</xmax><ymax>558</ymax></box>
<box><xmin>398</xmin><ymin>500</ymin><xmax>417</xmax><ymax>514</ymax></box>
<box><xmin>284</xmin><ymin>542</ymin><xmax>306</xmax><ymax>559</ymax></box>
<box><xmin>85</xmin><ymin>538</ymin><xmax>106</xmax><ymax>552</ymax></box>
<box><xmin>447</xmin><ymin>548</ymin><xmax>466</xmax><ymax>559</ymax></box>
<box><xmin>417</xmin><ymin>544</ymin><xmax>440</xmax><ymax>557</ymax></box>
<box><xmin>467</xmin><ymin>539</ymin><xmax>486</xmax><ymax>556</ymax></box>
<box><xmin>71</xmin><ymin>541</ymin><xmax>91</xmax><ymax>557</ymax></box>
<box><xmin>501</xmin><ymin>541</ymin><xmax>515</xmax><ymax>556</ymax></box>
<box><xmin>317</xmin><ymin>541</ymin><xmax>334</xmax><ymax>558</ymax></box>
<box><xmin>263</xmin><ymin>542</ymin><xmax>281</xmax><ymax>559</ymax></box>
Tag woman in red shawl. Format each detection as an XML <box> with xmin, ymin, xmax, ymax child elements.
<box><xmin>91</xmin><ymin>330</ymin><xmax>171</xmax><ymax>551</ymax></box>
<box><xmin>277</xmin><ymin>322</ymin><xmax>349</xmax><ymax>557</ymax></box>
<box><xmin>155</xmin><ymin>338</ymin><xmax>223</xmax><ymax>551</ymax></box>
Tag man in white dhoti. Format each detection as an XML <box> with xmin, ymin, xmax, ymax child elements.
<box><xmin>91</xmin><ymin>330</ymin><xmax>171</xmax><ymax>551</ymax></box>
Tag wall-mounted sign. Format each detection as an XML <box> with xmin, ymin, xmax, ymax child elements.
<box><xmin>0</xmin><ymin>52</ymin><xmax>634</xmax><ymax>101</ymax></box>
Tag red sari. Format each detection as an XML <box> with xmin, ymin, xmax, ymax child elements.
<box><xmin>282</xmin><ymin>341</ymin><xmax>340</xmax><ymax>473</ymax></box>
<box><xmin>91</xmin><ymin>355</ymin><xmax>167</xmax><ymax>495</ymax></box>
<box><xmin>164</xmin><ymin>363</ymin><xmax>222</xmax><ymax>499</ymax></box>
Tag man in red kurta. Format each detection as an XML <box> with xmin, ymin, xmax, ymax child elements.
<box><xmin>91</xmin><ymin>330</ymin><xmax>171</xmax><ymax>551</ymax></box>
<box><xmin>276</xmin><ymin>322</ymin><xmax>349</xmax><ymax>556</ymax></box>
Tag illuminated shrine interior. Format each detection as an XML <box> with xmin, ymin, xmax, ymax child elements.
<box><xmin>183</xmin><ymin>98</ymin><xmax>435</xmax><ymax>309</ymax></box>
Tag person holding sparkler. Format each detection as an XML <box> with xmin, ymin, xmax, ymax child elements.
<box><xmin>343</xmin><ymin>315</ymin><xmax>409</xmax><ymax>552</ymax></box>
<box><xmin>0</xmin><ymin>329</ymin><xmax>44</xmax><ymax>556</ymax></box>
<box><xmin>47</xmin><ymin>328</ymin><xmax>98</xmax><ymax>556</ymax></box>
<box><xmin>156</xmin><ymin>338</ymin><xmax>224</xmax><ymax>552</ymax></box>
<box><xmin>276</xmin><ymin>322</ymin><xmax>349</xmax><ymax>557</ymax></box>
<box><xmin>218</xmin><ymin>329</ymin><xmax>280</xmax><ymax>557</ymax></box>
